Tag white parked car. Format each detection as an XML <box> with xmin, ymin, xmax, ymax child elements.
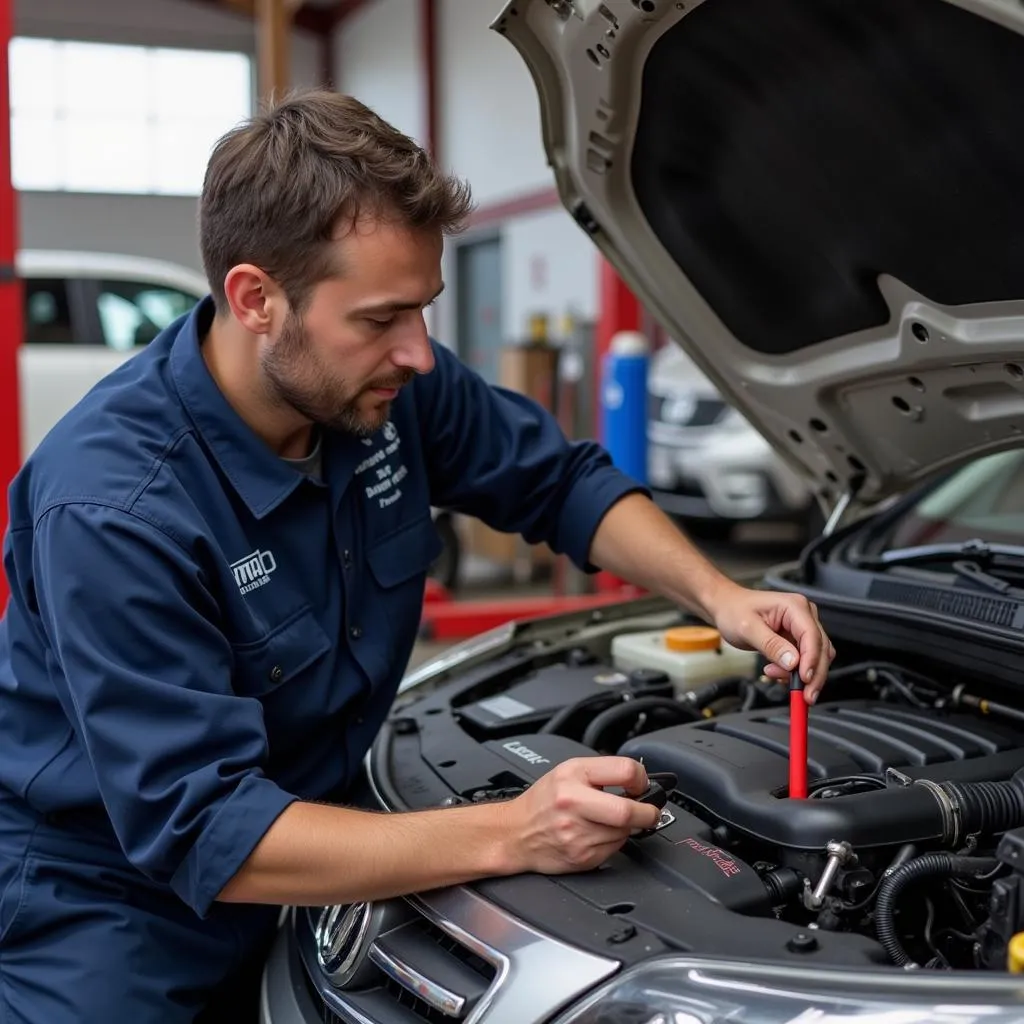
<box><xmin>16</xmin><ymin>249</ymin><xmax>209</xmax><ymax>459</ymax></box>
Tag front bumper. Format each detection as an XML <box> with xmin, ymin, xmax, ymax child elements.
<box><xmin>261</xmin><ymin>886</ymin><xmax>619</xmax><ymax>1024</ymax></box>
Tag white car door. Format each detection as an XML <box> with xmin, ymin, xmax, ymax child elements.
<box><xmin>17</xmin><ymin>258</ymin><xmax>207</xmax><ymax>459</ymax></box>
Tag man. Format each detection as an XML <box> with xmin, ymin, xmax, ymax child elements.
<box><xmin>0</xmin><ymin>90</ymin><xmax>834</xmax><ymax>1021</ymax></box>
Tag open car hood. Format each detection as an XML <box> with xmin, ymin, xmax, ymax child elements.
<box><xmin>493</xmin><ymin>0</ymin><xmax>1024</xmax><ymax>507</ymax></box>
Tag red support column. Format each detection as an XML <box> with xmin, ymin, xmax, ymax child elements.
<box><xmin>594</xmin><ymin>257</ymin><xmax>642</xmax><ymax>593</ymax></box>
<box><xmin>0</xmin><ymin>0</ymin><xmax>22</xmax><ymax>608</ymax></box>
<box><xmin>594</xmin><ymin>257</ymin><xmax>642</xmax><ymax>444</ymax></box>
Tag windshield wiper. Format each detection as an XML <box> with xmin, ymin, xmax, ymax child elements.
<box><xmin>851</xmin><ymin>540</ymin><xmax>1024</xmax><ymax>599</ymax></box>
<box><xmin>853</xmin><ymin>539</ymin><xmax>1024</xmax><ymax>570</ymax></box>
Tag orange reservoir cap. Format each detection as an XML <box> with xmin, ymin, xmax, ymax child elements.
<box><xmin>664</xmin><ymin>626</ymin><xmax>722</xmax><ymax>653</ymax></box>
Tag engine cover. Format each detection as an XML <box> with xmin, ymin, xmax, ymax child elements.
<box><xmin>620</xmin><ymin>700</ymin><xmax>1024</xmax><ymax>851</ymax></box>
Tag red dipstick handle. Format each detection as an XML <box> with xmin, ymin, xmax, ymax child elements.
<box><xmin>789</xmin><ymin>671</ymin><xmax>808</xmax><ymax>799</ymax></box>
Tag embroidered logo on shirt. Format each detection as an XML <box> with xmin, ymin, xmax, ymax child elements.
<box><xmin>231</xmin><ymin>549</ymin><xmax>277</xmax><ymax>595</ymax></box>
<box><xmin>354</xmin><ymin>421</ymin><xmax>408</xmax><ymax>510</ymax></box>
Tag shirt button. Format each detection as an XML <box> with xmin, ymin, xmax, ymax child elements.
<box><xmin>350</xmin><ymin>625</ymin><xmax>363</xmax><ymax>640</ymax></box>
<box><xmin>269</xmin><ymin>665</ymin><xmax>284</xmax><ymax>683</ymax></box>
<box><xmin>342</xmin><ymin>550</ymin><xmax>352</xmax><ymax>568</ymax></box>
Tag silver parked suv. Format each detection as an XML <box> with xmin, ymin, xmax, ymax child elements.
<box><xmin>647</xmin><ymin>345</ymin><xmax>816</xmax><ymax>538</ymax></box>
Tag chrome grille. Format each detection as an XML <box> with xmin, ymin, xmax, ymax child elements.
<box><xmin>296</xmin><ymin>886</ymin><xmax>620</xmax><ymax>1024</ymax></box>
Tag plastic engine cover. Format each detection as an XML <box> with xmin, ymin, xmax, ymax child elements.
<box><xmin>620</xmin><ymin>700</ymin><xmax>1024</xmax><ymax>851</ymax></box>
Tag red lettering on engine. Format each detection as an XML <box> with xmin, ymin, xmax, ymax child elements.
<box><xmin>677</xmin><ymin>837</ymin><xmax>741</xmax><ymax>878</ymax></box>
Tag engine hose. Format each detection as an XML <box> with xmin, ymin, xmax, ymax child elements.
<box><xmin>951</xmin><ymin>686</ymin><xmax>1024</xmax><ymax>727</ymax></box>
<box><xmin>539</xmin><ymin>691</ymin><xmax>621</xmax><ymax>736</ymax></box>
<box><xmin>682</xmin><ymin>675</ymin><xmax>749</xmax><ymax>712</ymax></box>
<box><xmin>582</xmin><ymin>696</ymin><xmax>700</xmax><ymax>751</ymax></box>
<box><xmin>928</xmin><ymin>767</ymin><xmax>1024</xmax><ymax>846</ymax></box>
<box><xmin>875</xmin><ymin>854</ymin><xmax>999</xmax><ymax>967</ymax></box>
<box><xmin>539</xmin><ymin>680</ymin><xmax>673</xmax><ymax>737</ymax></box>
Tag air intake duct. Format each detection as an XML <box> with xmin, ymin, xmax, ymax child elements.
<box><xmin>918</xmin><ymin>768</ymin><xmax>1024</xmax><ymax>847</ymax></box>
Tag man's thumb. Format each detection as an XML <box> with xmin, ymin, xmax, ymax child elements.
<box><xmin>748</xmin><ymin>619</ymin><xmax>798</xmax><ymax>672</ymax></box>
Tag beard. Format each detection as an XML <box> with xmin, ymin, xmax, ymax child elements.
<box><xmin>261</xmin><ymin>310</ymin><xmax>413</xmax><ymax>437</ymax></box>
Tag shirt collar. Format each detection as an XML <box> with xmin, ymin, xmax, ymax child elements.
<box><xmin>170</xmin><ymin>296</ymin><xmax>309</xmax><ymax>520</ymax></box>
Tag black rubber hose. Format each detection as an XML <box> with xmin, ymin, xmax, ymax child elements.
<box><xmin>539</xmin><ymin>691</ymin><xmax>621</xmax><ymax>736</ymax></box>
<box><xmin>539</xmin><ymin>681</ymin><xmax>672</xmax><ymax>737</ymax></box>
<box><xmin>875</xmin><ymin>854</ymin><xmax>999</xmax><ymax>967</ymax></box>
<box><xmin>582</xmin><ymin>696</ymin><xmax>700</xmax><ymax>751</ymax></box>
<box><xmin>940</xmin><ymin>768</ymin><xmax>1024</xmax><ymax>842</ymax></box>
<box><xmin>682</xmin><ymin>675</ymin><xmax>748</xmax><ymax>711</ymax></box>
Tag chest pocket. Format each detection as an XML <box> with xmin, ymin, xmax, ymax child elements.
<box><xmin>366</xmin><ymin>514</ymin><xmax>444</xmax><ymax>590</ymax></box>
<box><xmin>231</xmin><ymin>606</ymin><xmax>333</xmax><ymax>697</ymax></box>
<box><xmin>361</xmin><ymin>515</ymin><xmax>443</xmax><ymax>683</ymax></box>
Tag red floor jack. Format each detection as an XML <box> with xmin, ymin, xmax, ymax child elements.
<box><xmin>789</xmin><ymin>671</ymin><xmax>809</xmax><ymax>799</ymax></box>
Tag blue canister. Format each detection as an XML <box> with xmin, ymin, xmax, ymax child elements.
<box><xmin>601</xmin><ymin>330</ymin><xmax>650</xmax><ymax>485</ymax></box>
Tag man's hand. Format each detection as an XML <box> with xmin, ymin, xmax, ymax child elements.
<box><xmin>496</xmin><ymin>757</ymin><xmax>660</xmax><ymax>875</ymax></box>
<box><xmin>706</xmin><ymin>582</ymin><xmax>836</xmax><ymax>704</ymax></box>
<box><xmin>219</xmin><ymin>756</ymin><xmax>659</xmax><ymax>910</ymax></box>
<box><xmin>588</xmin><ymin>493</ymin><xmax>837</xmax><ymax>704</ymax></box>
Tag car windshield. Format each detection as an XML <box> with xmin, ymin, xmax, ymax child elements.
<box><xmin>883</xmin><ymin>450</ymin><xmax>1024</xmax><ymax>551</ymax></box>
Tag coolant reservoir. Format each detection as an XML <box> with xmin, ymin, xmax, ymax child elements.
<box><xmin>610</xmin><ymin>625</ymin><xmax>759</xmax><ymax>696</ymax></box>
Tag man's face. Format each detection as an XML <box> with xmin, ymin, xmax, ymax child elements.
<box><xmin>261</xmin><ymin>218</ymin><xmax>443</xmax><ymax>437</ymax></box>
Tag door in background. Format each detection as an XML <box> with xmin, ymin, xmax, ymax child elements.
<box><xmin>456</xmin><ymin>236</ymin><xmax>503</xmax><ymax>386</ymax></box>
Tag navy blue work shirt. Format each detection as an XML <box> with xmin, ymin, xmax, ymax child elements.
<box><xmin>0</xmin><ymin>296</ymin><xmax>644</xmax><ymax>919</ymax></box>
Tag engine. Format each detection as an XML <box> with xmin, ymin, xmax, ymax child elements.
<box><xmin>378</xmin><ymin>628</ymin><xmax>1024</xmax><ymax>973</ymax></box>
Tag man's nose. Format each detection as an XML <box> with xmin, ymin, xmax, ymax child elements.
<box><xmin>392</xmin><ymin>318</ymin><xmax>436</xmax><ymax>376</ymax></box>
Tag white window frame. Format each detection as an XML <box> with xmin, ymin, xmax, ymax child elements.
<box><xmin>9</xmin><ymin>36</ymin><xmax>254</xmax><ymax>197</ymax></box>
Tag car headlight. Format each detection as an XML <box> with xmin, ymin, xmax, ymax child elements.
<box><xmin>551</xmin><ymin>956</ymin><xmax>1024</xmax><ymax>1024</ymax></box>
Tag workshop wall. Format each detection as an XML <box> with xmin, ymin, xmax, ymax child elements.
<box><xmin>436</xmin><ymin>0</ymin><xmax>552</xmax><ymax>207</ymax></box>
<box><xmin>14</xmin><ymin>0</ymin><xmax>322</xmax><ymax>276</ymax></box>
<box><xmin>332</xmin><ymin>0</ymin><xmax>600</xmax><ymax>352</ymax></box>
<box><xmin>503</xmin><ymin>208</ymin><xmax>598</xmax><ymax>344</ymax></box>
<box><xmin>331</xmin><ymin>0</ymin><xmax>424</xmax><ymax>144</ymax></box>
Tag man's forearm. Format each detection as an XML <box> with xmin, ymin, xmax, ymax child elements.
<box><xmin>589</xmin><ymin>492</ymin><xmax>739</xmax><ymax>620</ymax></box>
<box><xmin>218</xmin><ymin>800</ymin><xmax>512</xmax><ymax>907</ymax></box>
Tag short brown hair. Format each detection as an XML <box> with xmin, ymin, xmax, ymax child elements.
<box><xmin>199</xmin><ymin>89</ymin><xmax>474</xmax><ymax>312</ymax></box>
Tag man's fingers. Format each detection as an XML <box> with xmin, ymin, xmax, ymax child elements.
<box><xmin>579</xmin><ymin>756</ymin><xmax>648</xmax><ymax>794</ymax></box>
<box><xmin>781</xmin><ymin>598</ymin><xmax>824</xmax><ymax>687</ymax></box>
<box><xmin>743</xmin><ymin>616</ymin><xmax>800</xmax><ymax>677</ymax></box>
<box><xmin>574</xmin><ymin>786</ymin><xmax>661</xmax><ymax>831</ymax></box>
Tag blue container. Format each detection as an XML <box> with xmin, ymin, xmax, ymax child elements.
<box><xmin>601</xmin><ymin>332</ymin><xmax>649</xmax><ymax>485</ymax></box>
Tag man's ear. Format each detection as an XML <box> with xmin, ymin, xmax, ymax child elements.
<box><xmin>222</xmin><ymin>265</ymin><xmax>287</xmax><ymax>335</ymax></box>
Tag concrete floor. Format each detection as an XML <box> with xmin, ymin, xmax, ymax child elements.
<box><xmin>408</xmin><ymin>523</ymin><xmax>804</xmax><ymax>673</ymax></box>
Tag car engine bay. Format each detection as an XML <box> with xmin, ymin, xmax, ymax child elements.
<box><xmin>368</xmin><ymin>609</ymin><xmax>1024</xmax><ymax>975</ymax></box>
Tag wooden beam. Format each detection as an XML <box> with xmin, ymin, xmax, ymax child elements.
<box><xmin>256</xmin><ymin>0</ymin><xmax>291</xmax><ymax>99</ymax></box>
<box><xmin>329</xmin><ymin>0</ymin><xmax>369</xmax><ymax>28</ymax></box>
<box><xmin>420</xmin><ymin>0</ymin><xmax>437</xmax><ymax>158</ymax></box>
<box><xmin>179</xmin><ymin>0</ymin><xmax>337</xmax><ymax>37</ymax></box>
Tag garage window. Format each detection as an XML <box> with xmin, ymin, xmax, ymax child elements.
<box><xmin>9</xmin><ymin>38</ymin><xmax>252</xmax><ymax>196</ymax></box>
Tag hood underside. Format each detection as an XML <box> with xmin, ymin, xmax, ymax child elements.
<box><xmin>494</xmin><ymin>0</ymin><xmax>1024</xmax><ymax>506</ymax></box>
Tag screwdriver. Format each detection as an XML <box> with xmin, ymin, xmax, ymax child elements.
<box><xmin>789</xmin><ymin>670</ymin><xmax>808</xmax><ymax>799</ymax></box>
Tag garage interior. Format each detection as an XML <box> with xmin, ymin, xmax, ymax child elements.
<box><xmin>5</xmin><ymin>1</ymin><xmax>1024</xmax><ymax>1019</ymax></box>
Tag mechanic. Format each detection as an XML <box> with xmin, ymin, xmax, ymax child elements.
<box><xmin>0</xmin><ymin>89</ymin><xmax>835</xmax><ymax>1022</ymax></box>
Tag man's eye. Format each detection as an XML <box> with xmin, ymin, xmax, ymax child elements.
<box><xmin>367</xmin><ymin>317</ymin><xmax>395</xmax><ymax>330</ymax></box>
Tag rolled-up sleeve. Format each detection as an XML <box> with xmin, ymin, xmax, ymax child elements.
<box><xmin>32</xmin><ymin>501</ymin><xmax>297</xmax><ymax>917</ymax></box>
<box><xmin>417</xmin><ymin>341</ymin><xmax>648</xmax><ymax>569</ymax></box>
